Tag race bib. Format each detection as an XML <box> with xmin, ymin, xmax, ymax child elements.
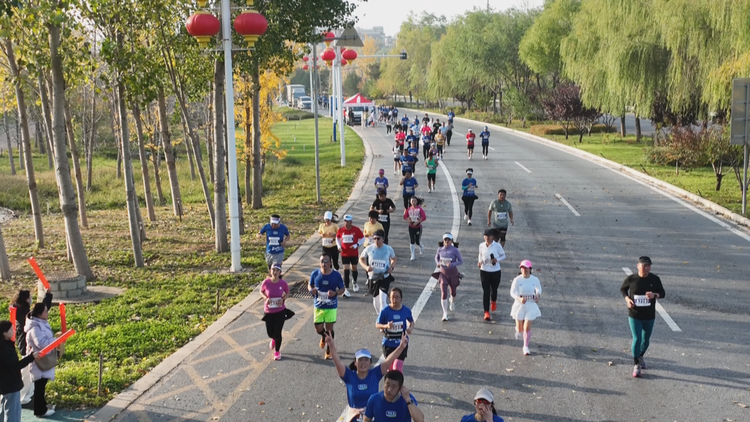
<box><xmin>378</xmin><ymin>214</ymin><xmax>389</xmax><ymax>222</ymax></box>
<box><xmin>391</xmin><ymin>321</ymin><xmax>404</xmax><ymax>332</ymax></box>
<box><xmin>372</xmin><ymin>259</ymin><xmax>387</xmax><ymax>270</ymax></box>
<box><xmin>496</xmin><ymin>212</ymin><xmax>507</xmax><ymax>220</ymax></box>
<box><xmin>268</xmin><ymin>297</ymin><xmax>283</xmax><ymax>308</ymax></box>
<box><xmin>366</xmin><ymin>236</ymin><xmax>373</xmax><ymax>245</ymax></box>
<box><xmin>376</xmin><ymin>182</ymin><xmax>385</xmax><ymax>189</ymax></box>
<box><xmin>316</xmin><ymin>296</ymin><xmax>332</xmax><ymax>306</ymax></box>
<box><xmin>405</xmin><ymin>187</ymin><xmax>414</xmax><ymax>193</ymax></box>
<box><xmin>466</xmin><ymin>187</ymin><xmax>474</xmax><ymax>194</ymax></box>
<box><xmin>521</xmin><ymin>294</ymin><xmax>535</xmax><ymax>301</ymax></box>
<box><xmin>440</xmin><ymin>257</ymin><xmax>452</xmax><ymax>267</ymax></box>
<box><xmin>322</xmin><ymin>238</ymin><xmax>334</xmax><ymax>247</ymax></box>
<box><xmin>634</xmin><ymin>295</ymin><xmax>650</xmax><ymax>307</ymax></box>
<box><xmin>342</xmin><ymin>234</ymin><xmax>354</xmax><ymax>243</ymax></box>
<box><xmin>268</xmin><ymin>237</ymin><xmax>280</xmax><ymax>246</ymax></box>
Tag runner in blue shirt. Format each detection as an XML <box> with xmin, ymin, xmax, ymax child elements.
<box><xmin>447</xmin><ymin>109</ymin><xmax>455</xmax><ymax>124</ymax></box>
<box><xmin>405</xmin><ymin>130</ymin><xmax>419</xmax><ymax>147</ymax></box>
<box><xmin>400</xmin><ymin>172</ymin><xmax>418</xmax><ymax>210</ymax></box>
<box><xmin>258</xmin><ymin>214</ymin><xmax>290</xmax><ymax>269</ymax></box>
<box><xmin>364</xmin><ymin>371</ymin><xmax>424</xmax><ymax>422</ymax></box>
<box><xmin>399</xmin><ymin>150</ymin><xmax>414</xmax><ymax>176</ymax></box>
<box><xmin>400</xmin><ymin>115</ymin><xmax>409</xmax><ymax>132</ymax></box>
<box><xmin>461</xmin><ymin>169</ymin><xmax>478</xmax><ymax>226</ymax></box>
<box><xmin>407</xmin><ymin>141</ymin><xmax>420</xmax><ymax>173</ymax></box>
<box><xmin>376</xmin><ymin>288</ymin><xmax>413</xmax><ymax>373</ymax></box>
<box><xmin>461</xmin><ymin>389</ymin><xmax>505</xmax><ymax>422</ymax></box>
<box><xmin>326</xmin><ymin>332</ymin><xmax>408</xmax><ymax>422</ymax></box>
<box><xmin>308</xmin><ymin>254</ymin><xmax>345</xmax><ymax>360</ymax></box>
<box><xmin>374</xmin><ymin>169</ymin><xmax>389</xmax><ymax>195</ymax></box>
<box><xmin>480</xmin><ymin>126</ymin><xmax>491</xmax><ymax>160</ymax></box>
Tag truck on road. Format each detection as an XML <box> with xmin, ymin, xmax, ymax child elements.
<box><xmin>286</xmin><ymin>84</ymin><xmax>306</xmax><ymax>106</ymax></box>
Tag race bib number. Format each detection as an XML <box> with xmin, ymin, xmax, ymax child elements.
<box><xmin>268</xmin><ymin>297</ymin><xmax>283</xmax><ymax>308</ymax></box>
<box><xmin>466</xmin><ymin>187</ymin><xmax>474</xmax><ymax>194</ymax></box>
<box><xmin>342</xmin><ymin>234</ymin><xmax>354</xmax><ymax>243</ymax></box>
<box><xmin>405</xmin><ymin>187</ymin><xmax>414</xmax><ymax>194</ymax></box>
<box><xmin>322</xmin><ymin>238</ymin><xmax>334</xmax><ymax>247</ymax></box>
<box><xmin>378</xmin><ymin>214</ymin><xmax>389</xmax><ymax>222</ymax></box>
<box><xmin>521</xmin><ymin>294</ymin><xmax>535</xmax><ymax>301</ymax></box>
<box><xmin>372</xmin><ymin>259</ymin><xmax>387</xmax><ymax>270</ymax></box>
<box><xmin>316</xmin><ymin>296</ymin><xmax>332</xmax><ymax>306</ymax></box>
<box><xmin>376</xmin><ymin>182</ymin><xmax>385</xmax><ymax>189</ymax></box>
<box><xmin>496</xmin><ymin>212</ymin><xmax>507</xmax><ymax>220</ymax></box>
<box><xmin>391</xmin><ymin>321</ymin><xmax>404</xmax><ymax>332</ymax></box>
<box><xmin>268</xmin><ymin>237</ymin><xmax>280</xmax><ymax>246</ymax></box>
<box><xmin>440</xmin><ymin>257</ymin><xmax>452</xmax><ymax>267</ymax></box>
<box><xmin>634</xmin><ymin>295</ymin><xmax>650</xmax><ymax>307</ymax></box>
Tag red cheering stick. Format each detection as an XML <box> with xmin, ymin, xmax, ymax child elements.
<box><xmin>59</xmin><ymin>303</ymin><xmax>67</xmax><ymax>333</ymax></box>
<box><xmin>39</xmin><ymin>329</ymin><xmax>76</xmax><ymax>357</ymax></box>
<box><xmin>9</xmin><ymin>306</ymin><xmax>16</xmax><ymax>342</ymax></box>
<box><xmin>28</xmin><ymin>257</ymin><xmax>50</xmax><ymax>289</ymax></box>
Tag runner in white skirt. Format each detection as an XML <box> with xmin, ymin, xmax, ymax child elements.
<box><xmin>509</xmin><ymin>260</ymin><xmax>542</xmax><ymax>356</ymax></box>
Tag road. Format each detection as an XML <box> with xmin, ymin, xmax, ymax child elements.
<box><xmin>100</xmin><ymin>109</ymin><xmax>750</xmax><ymax>422</ymax></box>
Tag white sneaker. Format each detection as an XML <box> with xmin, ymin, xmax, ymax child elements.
<box><xmin>42</xmin><ymin>409</ymin><xmax>55</xmax><ymax>417</ymax></box>
<box><xmin>467</xmin><ymin>219</ymin><xmax>472</xmax><ymax>226</ymax></box>
<box><xmin>484</xmin><ymin>155</ymin><xmax>487</xmax><ymax>160</ymax></box>
<box><xmin>419</xmin><ymin>243</ymin><xmax>424</xmax><ymax>254</ymax></box>
<box><xmin>352</xmin><ymin>282</ymin><xmax>359</xmax><ymax>292</ymax></box>
<box><xmin>523</xmin><ymin>346</ymin><xmax>530</xmax><ymax>355</ymax></box>
<box><xmin>464</xmin><ymin>214</ymin><xmax>468</xmax><ymax>220</ymax></box>
<box><xmin>515</xmin><ymin>331</ymin><xmax>522</xmax><ymax>340</ymax></box>
<box><xmin>410</xmin><ymin>252</ymin><xmax>415</xmax><ymax>261</ymax></box>
<box><xmin>442</xmin><ymin>313</ymin><xmax>449</xmax><ymax>321</ymax></box>
<box><xmin>449</xmin><ymin>299</ymin><xmax>455</xmax><ymax>311</ymax></box>
<box><xmin>343</xmin><ymin>289</ymin><xmax>351</xmax><ymax>298</ymax></box>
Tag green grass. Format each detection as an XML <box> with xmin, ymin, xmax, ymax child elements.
<box><xmin>277</xmin><ymin>106</ymin><xmax>315</xmax><ymax>121</ymax></box>
<box><xmin>0</xmin><ymin>117</ymin><xmax>364</xmax><ymax>408</ymax></box>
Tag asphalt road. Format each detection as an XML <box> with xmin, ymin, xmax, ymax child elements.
<box><xmin>106</xmin><ymin>110</ymin><xmax>750</xmax><ymax>422</ymax></box>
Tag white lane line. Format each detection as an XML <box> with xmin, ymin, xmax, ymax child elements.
<box><xmin>489</xmin><ymin>146</ymin><xmax>496</xmax><ymax>151</ymax></box>
<box><xmin>337</xmin><ymin>128</ymin><xmax>461</xmax><ymax>422</ymax></box>
<box><xmin>514</xmin><ymin>161</ymin><xmax>532</xmax><ymax>173</ymax></box>
<box><xmin>554</xmin><ymin>193</ymin><xmax>581</xmax><ymax>216</ymax></box>
<box><xmin>622</xmin><ymin>267</ymin><xmax>682</xmax><ymax>332</ymax></box>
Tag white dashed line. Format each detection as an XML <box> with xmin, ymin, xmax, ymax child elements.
<box><xmin>514</xmin><ymin>161</ymin><xmax>532</xmax><ymax>173</ymax></box>
<box><xmin>554</xmin><ymin>193</ymin><xmax>581</xmax><ymax>216</ymax></box>
<box><xmin>622</xmin><ymin>267</ymin><xmax>682</xmax><ymax>332</ymax></box>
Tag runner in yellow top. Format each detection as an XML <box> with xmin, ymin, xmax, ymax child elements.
<box><xmin>363</xmin><ymin>211</ymin><xmax>385</xmax><ymax>248</ymax></box>
<box><xmin>318</xmin><ymin>211</ymin><xmax>340</xmax><ymax>270</ymax></box>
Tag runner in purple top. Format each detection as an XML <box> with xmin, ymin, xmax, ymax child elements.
<box><xmin>259</xmin><ymin>263</ymin><xmax>293</xmax><ymax>360</ymax></box>
<box><xmin>434</xmin><ymin>233</ymin><xmax>463</xmax><ymax>321</ymax></box>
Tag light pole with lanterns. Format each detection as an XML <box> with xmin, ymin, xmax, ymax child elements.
<box><xmin>185</xmin><ymin>0</ymin><xmax>267</xmax><ymax>272</ymax></box>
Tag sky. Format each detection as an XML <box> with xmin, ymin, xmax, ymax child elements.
<box><xmin>353</xmin><ymin>0</ymin><xmax>545</xmax><ymax>36</ymax></box>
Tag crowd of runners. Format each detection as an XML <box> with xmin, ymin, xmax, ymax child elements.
<box><xmin>247</xmin><ymin>111</ymin><xmax>666</xmax><ymax>421</ymax></box>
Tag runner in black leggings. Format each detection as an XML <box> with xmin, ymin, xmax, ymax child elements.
<box><xmin>461</xmin><ymin>169</ymin><xmax>478</xmax><ymax>226</ymax></box>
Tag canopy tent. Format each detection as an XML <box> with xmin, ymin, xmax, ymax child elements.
<box><xmin>343</xmin><ymin>93</ymin><xmax>374</xmax><ymax>108</ymax></box>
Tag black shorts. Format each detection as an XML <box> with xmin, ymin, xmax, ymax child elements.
<box><xmin>342</xmin><ymin>256</ymin><xmax>358</xmax><ymax>265</ymax></box>
<box><xmin>492</xmin><ymin>228</ymin><xmax>508</xmax><ymax>242</ymax></box>
<box><xmin>467</xmin><ymin>144</ymin><xmax>475</xmax><ymax>150</ymax></box>
<box><xmin>427</xmin><ymin>173</ymin><xmax>436</xmax><ymax>182</ymax></box>
<box><xmin>383</xmin><ymin>344</ymin><xmax>408</xmax><ymax>361</ymax></box>
<box><xmin>394</xmin><ymin>157</ymin><xmax>400</xmax><ymax>162</ymax></box>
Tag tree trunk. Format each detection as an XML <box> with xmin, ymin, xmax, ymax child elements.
<box><xmin>37</xmin><ymin>71</ymin><xmax>55</xmax><ymax>159</ymax></box>
<box><xmin>3</xmin><ymin>38</ymin><xmax>43</xmax><ymax>247</ymax></box>
<box><xmin>111</xmin><ymin>102</ymin><xmax>122</xmax><ymax>179</ymax></box>
<box><xmin>0</xmin><ymin>225</ymin><xmax>10</xmax><ymax>281</ymax></box>
<box><xmin>146</xmin><ymin>104</ymin><xmax>166</xmax><ymax>206</ymax></box>
<box><xmin>715</xmin><ymin>173</ymin><xmax>723</xmax><ymax>191</ymax></box>
<box><xmin>206</xmin><ymin>94</ymin><xmax>214</xmax><ymax>185</ymax></box>
<box><xmin>157</xmin><ymin>87</ymin><xmax>183</xmax><ymax>217</ymax></box>
<box><xmin>36</xmin><ymin>119</ymin><xmax>45</xmax><ymax>154</ymax></box>
<box><xmin>635</xmin><ymin>114</ymin><xmax>642</xmax><ymax>142</ymax></box>
<box><xmin>177</xmin><ymin>99</ymin><xmax>214</xmax><ymax>228</ymax></box>
<box><xmin>182</xmin><ymin>118</ymin><xmax>196</xmax><ymax>180</ymax></box>
<box><xmin>114</xmin><ymin>51</ymin><xmax>144</xmax><ymax>267</ymax></box>
<box><xmin>212</xmin><ymin>59</ymin><xmax>228</xmax><ymax>252</ymax></box>
<box><xmin>3</xmin><ymin>112</ymin><xmax>15</xmax><ymax>175</ymax></box>
<box><xmin>251</xmin><ymin>67</ymin><xmax>263</xmax><ymax>209</ymax></box>
<box><xmin>64</xmin><ymin>101</ymin><xmax>88</xmax><ymax>228</ymax></box>
<box><xmin>49</xmin><ymin>22</ymin><xmax>94</xmax><ymax>280</ymax></box>
<box><xmin>16</xmin><ymin>115</ymin><xmax>23</xmax><ymax>171</ymax></box>
<box><xmin>132</xmin><ymin>105</ymin><xmax>156</xmax><ymax>222</ymax></box>
<box><xmin>244</xmin><ymin>98</ymin><xmax>252</xmax><ymax>205</ymax></box>
<box><xmin>86</xmin><ymin>79</ymin><xmax>96</xmax><ymax>191</ymax></box>
<box><xmin>620</xmin><ymin>113</ymin><xmax>626</xmax><ymax>137</ymax></box>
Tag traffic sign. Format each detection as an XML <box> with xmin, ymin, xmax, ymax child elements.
<box><xmin>730</xmin><ymin>78</ymin><xmax>750</xmax><ymax>145</ymax></box>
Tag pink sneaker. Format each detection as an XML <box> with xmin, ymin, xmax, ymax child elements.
<box><xmin>269</xmin><ymin>339</ymin><xmax>275</xmax><ymax>350</ymax></box>
<box><xmin>273</xmin><ymin>351</ymin><xmax>281</xmax><ymax>361</ymax></box>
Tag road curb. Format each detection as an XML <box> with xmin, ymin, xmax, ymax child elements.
<box><xmin>86</xmin><ymin>125</ymin><xmax>372</xmax><ymax>422</ymax></box>
<box><xmin>403</xmin><ymin>107</ymin><xmax>750</xmax><ymax>230</ymax></box>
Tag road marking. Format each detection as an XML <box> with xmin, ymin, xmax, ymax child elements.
<box><xmin>622</xmin><ymin>267</ymin><xmax>682</xmax><ymax>332</ymax></box>
<box><xmin>489</xmin><ymin>146</ymin><xmax>496</xmax><ymax>151</ymax></box>
<box><xmin>514</xmin><ymin>161</ymin><xmax>532</xmax><ymax>173</ymax></box>
<box><xmin>555</xmin><ymin>193</ymin><xmax>581</xmax><ymax>216</ymax></box>
<box><xmin>337</xmin><ymin>123</ymin><xmax>461</xmax><ymax>422</ymax></box>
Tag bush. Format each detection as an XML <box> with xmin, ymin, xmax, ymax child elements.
<box><xmin>529</xmin><ymin>123</ymin><xmax>614</xmax><ymax>136</ymax></box>
<box><xmin>462</xmin><ymin>111</ymin><xmax>504</xmax><ymax>124</ymax></box>
<box><xmin>277</xmin><ymin>107</ymin><xmax>314</xmax><ymax>120</ymax></box>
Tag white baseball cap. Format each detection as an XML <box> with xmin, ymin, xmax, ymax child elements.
<box><xmin>344</xmin><ymin>215</ymin><xmax>353</xmax><ymax>221</ymax></box>
<box><xmin>474</xmin><ymin>388</ymin><xmax>494</xmax><ymax>402</ymax></box>
<box><xmin>324</xmin><ymin>211</ymin><xmax>333</xmax><ymax>220</ymax></box>
<box><xmin>354</xmin><ymin>349</ymin><xmax>372</xmax><ymax>360</ymax></box>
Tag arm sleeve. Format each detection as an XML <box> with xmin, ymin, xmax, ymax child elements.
<box><xmin>364</xmin><ymin>396</ymin><xmax>375</xmax><ymax>418</ymax></box>
<box><xmin>494</xmin><ymin>244</ymin><xmax>507</xmax><ymax>261</ymax></box>
<box><xmin>619</xmin><ymin>277</ymin><xmax>631</xmax><ymax>298</ymax></box>
<box><xmin>43</xmin><ymin>292</ymin><xmax>53</xmax><ymax>310</ymax></box>
<box><xmin>434</xmin><ymin>250</ymin><xmax>441</xmax><ymax>266</ymax></box>
<box><xmin>535</xmin><ymin>278</ymin><xmax>542</xmax><ymax>295</ymax></box>
<box><xmin>655</xmin><ymin>276</ymin><xmax>666</xmax><ymax>299</ymax></box>
<box><xmin>452</xmin><ymin>250</ymin><xmax>463</xmax><ymax>267</ymax></box>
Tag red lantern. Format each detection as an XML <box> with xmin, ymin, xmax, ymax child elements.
<box><xmin>341</xmin><ymin>59</ymin><xmax>348</xmax><ymax>67</ymax></box>
<box><xmin>323</xmin><ymin>31</ymin><xmax>335</xmax><ymax>47</ymax></box>
<box><xmin>303</xmin><ymin>64</ymin><xmax>309</xmax><ymax>71</ymax></box>
<box><xmin>303</xmin><ymin>56</ymin><xmax>309</xmax><ymax>62</ymax></box>
<box><xmin>234</xmin><ymin>9</ymin><xmax>268</xmax><ymax>48</ymax></box>
<box><xmin>342</xmin><ymin>49</ymin><xmax>357</xmax><ymax>63</ymax></box>
<box><xmin>186</xmin><ymin>12</ymin><xmax>220</xmax><ymax>49</ymax></box>
<box><xmin>321</xmin><ymin>47</ymin><xmax>336</xmax><ymax>66</ymax></box>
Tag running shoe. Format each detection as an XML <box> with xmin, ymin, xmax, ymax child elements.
<box><xmin>325</xmin><ymin>349</ymin><xmax>332</xmax><ymax>360</ymax></box>
<box><xmin>632</xmin><ymin>364</ymin><xmax>641</xmax><ymax>378</ymax></box>
<box><xmin>449</xmin><ymin>299</ymin><xmax>455</xmax><ymax>311</ymax></box>
<box><xmin>352</xmin><ymin>282</ymin><xmax>359</xmax><ymax>293</ymax></box>
<box><xmin>269</xmin><ymin>339</ymin><xmax>275</xmax><ymax>351</ymax></box>
<box><xmin>491</xmin><ymin>301</ymin><xmax>497</xmax><ymax>312</ymax></box>
<box><xmin>483</xmin><ymin>311</ymin><xmax>491</xmax><ymax>321</ymax></box>
<box><xmin>442</xmin><ymin>313</ymin><xmax>449</xmax><ymax>321</ymax></box>
<box><xmin>467</xmin><ymin>219</ymin><xmax>472</xmax><ymax>226</ymax></box>
<box><xmin>515</xmin><ymin>331</ymin><xmax>522</xmax><ymax>340</ymax></box>
<box><xmin>639</xmin><ymin>357</ymin><xmax>646</xmax><ymax>369</ymax></box>
<box><xmin>273</xmin><ymin>351</ymin><xmax>281</xmax><ymax>361</ymax></box>
<box><xmin>343</xmin><ymin>288</ymin><xmax>351</xmax><ymax>298</ymax></box>
<box><xmin>319</xmin><ymin>337</ymin><xmax>325</xmax><ymax>349</ymax></box>
<box><xmin>464</xmin><ymin>214</ymin><xmax>468</xmax><ymax>220</ymax></box>
<box><xmin>419</xmin><ymin>243</ymin><xmax>424</xmax><ymax>254</ymax></box>
<box><xmin>40</xmin><ymin>409</ymin><xmax>55</xmax><ymax>418</ymax></box>
<box><xmin>484</xmin><ymin>155</ymin><xmax>487</xmax><ymax>160</ymax></box>
<box><xmin>523</xmin><ymin>346</ymin><xmax>530</xmax><ymax>356</ymax></box>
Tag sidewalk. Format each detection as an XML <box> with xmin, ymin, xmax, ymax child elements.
<box><xmin>86</xmin><ymin>124</ymin><xmax>387</xmax><ymax>422</ymax></box>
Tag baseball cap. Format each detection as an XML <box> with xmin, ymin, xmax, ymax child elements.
<box><xmin>483</xmin><ymin>229</ymin><xmax>494</xmax><ymax>237</ymax></box>
<box><xmin>271</xmin><ymin>263</ymin><xmax>282</xmax><ymax>271</ymax></box>
<box><xmin>466</xmin><ymin>168</ymin><xmax>473</xmax><ymax>174</ymax></box>
<box><xmin>468</xmin><ymin>128</ymin><xmax>473</xmax><ymax>132</ymax></box>
<box><xmin>484</xmin><ymin>126</ymin><xmax>488</xmax><ymax>130</ymax></box>
<box><xmin>270</xmin><ymin>216</ymin><xmax>281</xmax><ymax>224</ymax></box>
<box><xmin>324</xmin><ymin>211</ymin><xmax>333</xmax><ymax>220</ymax></box>
<box><xmin>474</xmin><ymin>388</ymin><xmax>494</xmax><ymax>402</ymax></box>
<box><xmin>442</xmin><ymin>232</ymin><xmax>453</xmax><ymax>240</ymax></box>
<box><xmin>519</xmin><ymin>259</ymin><xmax>533</xmax><ymax>269</ymax></box>
<box><xmin>344</xmin><ymin>215</ymin><xmax>353</xmax><ymax>222</ymax></box>
<box><xmin>354</xmin><ymin>349</ymin><xmax>372</xmax><ymax>360</ymax></box>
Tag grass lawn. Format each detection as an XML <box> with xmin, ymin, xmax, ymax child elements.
<box><xmin>0</xmin><ymin>117</ymin><xmax>364</xmax><ymax>408</ymax></box>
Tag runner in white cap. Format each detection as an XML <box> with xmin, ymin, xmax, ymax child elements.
<box><xmin>258</xmin><ymin>214</ymin><xmax>290</xmax><ymax>269</ymax></box>
<box><xmin>318</xmin><ymin>211</ymin><xmax>340</xmax><ymax>270</ymax></box>
<box><xmin>510</xmin><ymin>260</ymin><xmax>542</xmax><ymax>355</ymax></box>
<box><xmin>461</xmin><ymin>388</ymin><xmax>505</xmax><ymax>422</ymax></box>
<box><xmin>325</xmin><ymin>333</ymin><xmax>408</xmax><ymax>422</ymax></box>
<box><xmin>435</xmin><ymin>233</ymin><xmax>463</xmax><ymax>321</ymax></box>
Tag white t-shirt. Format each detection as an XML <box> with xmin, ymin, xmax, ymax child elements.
<box><xmin>478</xmin><ymin>241</ymin><xmax>506</xmax><ymax>272</ymax></box>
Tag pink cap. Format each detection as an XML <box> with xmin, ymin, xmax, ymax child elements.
<box><xmin>519</xmin><ymin>260</ymin><xmax>533</xmax><ymax>269</ymax></box>
<box><xmin>379</xmin><ymin>169</ymin><xmax>385</xmax><ymax>173</ymax></box>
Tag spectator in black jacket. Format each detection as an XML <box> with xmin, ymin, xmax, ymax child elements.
<box><xmin>1</xmin><ymin>320</ymin><xmax>39</xmax><ymax>422</ymax></box>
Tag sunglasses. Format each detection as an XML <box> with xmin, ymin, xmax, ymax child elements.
<box><xmin>475</xmin><ymin>399</ymin><xmax>491</xmax><ymax>405</ymax></box>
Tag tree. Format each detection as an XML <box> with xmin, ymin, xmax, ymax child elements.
<box><xmin>541</xmin><ymin>83</ymin><xmax>595</xmax><ymax>140</ymax></box>
<box><xmin>0</xmin><ymin>224</ymin><xmax>10</xmax><ymax>281</ymax></box>
<box><xmin>212</xmin><ymin>58</ymin><xmax>227</xmax><ymax>252</ymax></box>
<box><xmin>343</xmin><ymin>70</ymin><xmax>361</xmax><ymax>97</ymax></box>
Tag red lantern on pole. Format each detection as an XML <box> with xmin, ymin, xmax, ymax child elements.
<box><xmin>321</xmin><ymin>47</ymin><xmax>336</xmax><ymax>66</ymax></box>
<box><xmin>186</xmin><ymin>12</ymin><xmax>221</xmax><ymax>49</ymax></box>
<box><xmin>342</xmin><ymin>49</ymin><xmax>357</xmax><ymax>64</ymax></box>
<box><xmin>323</xmin><ymin>31</ymin><xmax>335</xmax><ymax>47</ymax></box>
<box><xmin>234</xmin><ymin>7</ymin><xmax>268</xmax><ymax>49</ymax></box>
<box><xmin>303</xmin><ymin>64</ymin><xmax>309</xmax><ymax>71</ymax></box>
<box><xmin>341</xmin><ymin>59</ymin><xmax>348</xmax><ymax>67</ymax></box>
<box><xmin>303</xmin><ymin>56</ymin><xmax>309</xmax><ymax>63</ymax></box>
